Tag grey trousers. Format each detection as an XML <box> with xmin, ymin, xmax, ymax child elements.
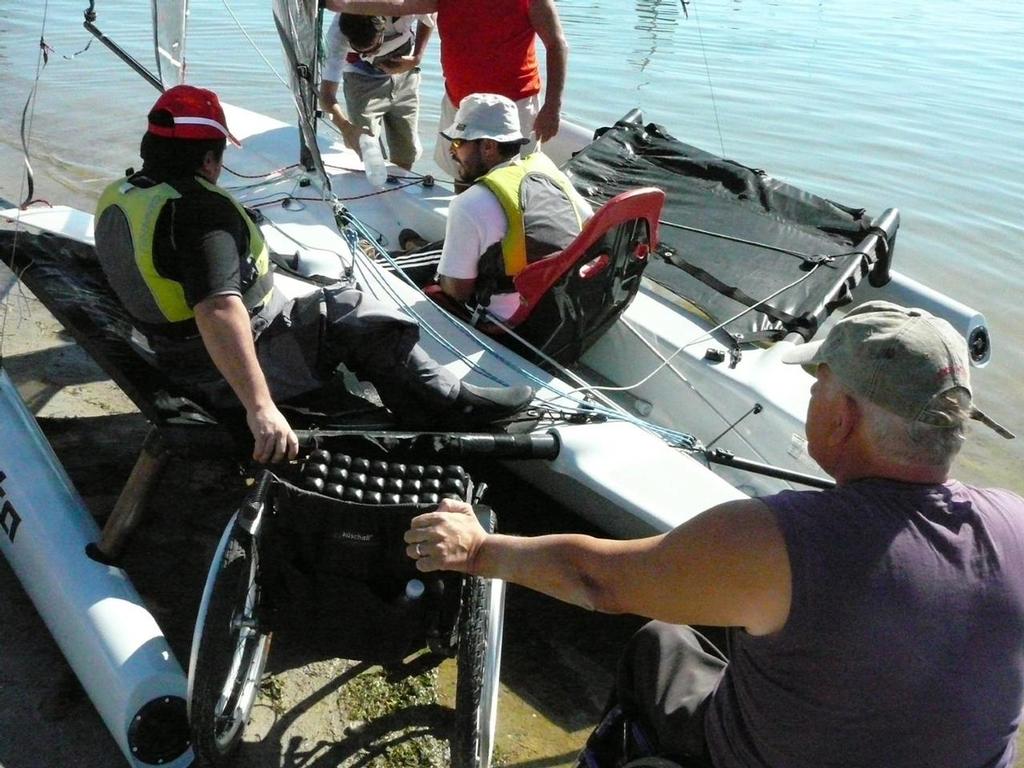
<box><xmin>343</xmin><ymin>69</ymin><xmax>421</xmax><ymax>169</ymax></box>
<box><xmin>250</xmin><ymin>284</ymin><xmax>460</xmax><ymax>418</ymax></box>
<box><xmin>613</xmin><ymin>622</ymin><xmax>726</xmax><ymax>766</ymax></box>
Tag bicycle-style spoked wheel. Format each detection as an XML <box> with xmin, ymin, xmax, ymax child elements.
<box><xmin>188</xmin><ymin>513</ymin><xmax>271</xmax><ymax>766</ymax></box>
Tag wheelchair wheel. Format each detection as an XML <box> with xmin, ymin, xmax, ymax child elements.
<box><xmin>452</xmin><ymin>575</ymin><xmax>506</xmax><ymax>768</ymax></box>
<box><xmin>188</xmin><ymin>513</ymin><xmax>271</xmax><ymax>767</ymax></box>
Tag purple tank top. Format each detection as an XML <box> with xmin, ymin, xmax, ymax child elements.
<box><xmin>705</xmin><ymin>479</ymin><xmax>1024</xmax><ymax>768</ymax></box>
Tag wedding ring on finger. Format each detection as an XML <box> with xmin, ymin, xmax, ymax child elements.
<box><xmin>414</xmin><ymin>543</ymin><xmax>422</xmax><ymax>558</ymax></box>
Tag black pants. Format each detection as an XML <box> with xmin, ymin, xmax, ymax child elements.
<box><xmin>385</xmin><ymin>244</ymin><xmax>443</xmax><ymax>288</ymax></box>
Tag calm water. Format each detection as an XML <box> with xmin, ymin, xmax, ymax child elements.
<box><xmin>1</xmin><ymin>0</ymin><xmax>1021</xmax><ymax>489</ymax></box>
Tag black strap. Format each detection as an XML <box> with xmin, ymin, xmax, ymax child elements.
<box><xmin>658</xmin><ymin>250</ymin><xmax>801</xmax><ymax>329</ymax></box>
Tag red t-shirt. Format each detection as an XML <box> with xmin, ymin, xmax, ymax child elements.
<box><xmin>437</xmin><ymin>0</ymin><xmax>541</xmax><ymax>105</ymax></box>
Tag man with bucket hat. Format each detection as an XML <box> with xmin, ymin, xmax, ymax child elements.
<box><xmin>404</xmin><ymin>300</ymin><xmax>1023</xmax><ymax>766</ymax></box>
<box><xmin>93</xmin><ymin>85</ymin><xmax>533</xmax><ymax>463</ymax></box>
<box><xmin>430</xmin><ymin>92</ymin><xmax>592</xmax><ymax>319</ymax></box>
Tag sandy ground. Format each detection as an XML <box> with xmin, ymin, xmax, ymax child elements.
<box><xmin>0</xmin><ymin>277</ymin><xmax>643</xmax><ymax>768</ymax></box>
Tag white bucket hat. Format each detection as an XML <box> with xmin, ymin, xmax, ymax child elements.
<box><xmin>441</xmin><ymin>93</ymin><xmax>528</xmax><ymax>144</ymax></box>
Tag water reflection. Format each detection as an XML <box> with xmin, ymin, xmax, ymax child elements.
<box><xmin>630</xmin><ymin>0</ymin><xmax>683</xmax><ymax>78</ymax></box>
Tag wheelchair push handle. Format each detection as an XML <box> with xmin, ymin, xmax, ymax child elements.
<box><xmin>445</xmin><ymin>432</ymin><xmax>560</xmax><ymax>459</ymax></box>
<box><xmin>292</xmin><ymin>429</ymin><xmax>560</xmax><ymax>461</ymax></box>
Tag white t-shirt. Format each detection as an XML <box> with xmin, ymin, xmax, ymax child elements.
<box><xmin>437</xmin><ymin>159</ymin><xmax>594</xmax><ymax>321</ymax></box>
<box><xmin>322</xmin><ymin>13</ymin><xmax>435</xmax><ymax>82</ymax></box>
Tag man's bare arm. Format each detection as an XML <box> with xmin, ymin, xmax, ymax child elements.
<box><xmin>325</xmin><ymin>0</ymin><xmax>437</xmax><ymax>14</ymax></box>
<box><xmin>407</xmin><ymin>497</ymin><xmax>792</xmax><ymax>635</ymax></box>
<box><xmin>438</xmin><ymin>274</ymin><xmax>476</xmax><ymax>303</ymax></box>
<box><xmin>318</xmin><ymin>79</ymin><xmax>367</xmax><ymax>151</ymax></box>
<box><xmin>529</xmin><ymin>0</ymin><xmax>568</xmax><ymax>142</ymax></box>
<box><xmin>378</xmin><ymin>18</ymin><xmax>433</xmax><ymax>88</ymax></box>
<box><xmin>194</xmin><ymin>294</ymin><xmax>298</xmax><ymax>463</ymax></box>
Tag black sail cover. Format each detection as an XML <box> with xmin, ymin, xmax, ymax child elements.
<box><xmin>273</xmin><ymin>0</ymin><xmax>329</xmax><ymax>188</ymax></box>
<box><xmin>562</xmin><ymin>114</ymin><xmax>896</xmax><ymax>344</ymax></box>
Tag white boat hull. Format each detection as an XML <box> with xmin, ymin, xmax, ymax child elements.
<box><xmin>0</xmin><ymin>369</ymin><xmax>193</xmax><ymax>768</ymax></box>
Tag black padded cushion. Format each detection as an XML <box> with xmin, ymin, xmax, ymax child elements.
<box><xmin>257</xmin><ymin>447</ymin><xmax>488</xmax><ymax>662</ymax></box>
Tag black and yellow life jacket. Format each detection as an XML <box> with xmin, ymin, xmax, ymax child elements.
<box><xmin>475</xmin><ymin>152</ymin><xmax>585</xmax><ymax>305</ymax></box>
<box><xmin>94</xmin><ymin>174</ymin><xmax>273</xmax><ymax>336</ymax></box>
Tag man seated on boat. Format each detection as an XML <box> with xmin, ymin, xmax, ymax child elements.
<box><xmin>433</xmin><ymin>92</ymin><xmax>593</xmax><ymax>322</ymax></box>
<box><xmin>319</xmin><ymin>11</ymin><xmax>434</xmax><ymax>169</ymax></box>
<box><xmin>405</xmin><ymin>300</ymin><xmax>1024</xmax><ymax>767</ymax></box>
<box><xmin>92</xmin><ymin>85</ymin><xmax>534</xmax><ymax>464</ymax></box>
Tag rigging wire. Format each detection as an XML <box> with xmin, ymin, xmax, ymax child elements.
<box><xmin>345</xmin><ymin>218</ymin><xmax>596</xmax><ymax>396</ymax></box>
<box><xmin>219</xmin><ymin>0</ymin><xmax>291</xmax><ymax>90</ymax></box>
<box><xmin>552</xmin><ymin>264</ymin><xmax>824</xmax><ymax>401</ymax></box>
<box><xmin>615</xmin><ymin>314</ymin><xmax>743</xmax><ymax>436</ymax></box>
<box><xmin>576</xmin><ymin>191</ymin><xmax>851</xmax><ymax>266</ymax></box>
<box><xmin>260</xmin><ymin>216</ymin><xmax>344</xmax><ymax>262</ymax></box>
<box><xmin>233</xmin><ymin>156</ymin><xmax>785</xmax><ymax>451</ymax></box>
<box><xmin>223</xmin><ymin>163</ymin><xmax>301</xmax><ymax>180</ymax></box>
<box><xmin>338</xmin><ymin>216</ymin><xmax>701</xmax><ymax>448</ymax></box>
<box><xmin>5</xmin><ymin>0</ymin><xmax>761</xmax><ymax>458</ymax></box>
<box><xmin>658</xmin><ymin>219</ymin><xmax>845</xmax><ymax>265</ymax></box>
<box><xmin>5</xmin><ymin>1</ymin><xmax>55</xmax><ymax>359</ymax></box>
<box><xmin>688</xmin><ymin>0</ymin><xmax>727</xmax><ymax>158</ymax></box>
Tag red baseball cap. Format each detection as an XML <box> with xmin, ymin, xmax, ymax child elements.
<box><xmin>147</xmin><ymin>85</ymin><xmax>241</xmax><ymax>147</ymax></box>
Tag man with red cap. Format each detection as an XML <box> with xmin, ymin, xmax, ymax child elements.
<box><xmin>405</xmin><ymin>301</ymin><xmax>1023</xmax><ymax>767</ymax></box>
<box><xmin>93</xmin><ymin>85</ymin><xmax>533</xmax><ymax>463</ymax></box>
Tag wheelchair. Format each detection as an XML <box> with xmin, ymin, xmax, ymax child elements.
<box><xmin>186</xmin><ymin>436</ymin><xmax>507</xmax><ymax>768</ymax></box>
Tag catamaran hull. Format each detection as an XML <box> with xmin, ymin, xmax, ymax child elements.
<box><xmin>0</xmin><ymin>369</ymin><xmax>193</xmax><ymax>768</ymax></box>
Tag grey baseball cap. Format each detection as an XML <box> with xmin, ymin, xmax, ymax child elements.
<box><xmin>441</xmin><ymin>93</ymin><xmax>529</xmax><ymax>144</ymax></box>
<box><xmin>783</xmin><ymin>300</ymin><xmax>1013</xmax><ymax>438</ymax></box>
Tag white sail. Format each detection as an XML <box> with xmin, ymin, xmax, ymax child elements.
<box><xmin>151</xmin><ymin>0</ymin><xmax>189</xmax><ymax>88</ymax></box>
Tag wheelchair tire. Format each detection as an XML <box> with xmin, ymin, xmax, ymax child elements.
<box><xmin>188</xmin><ymin>514</ymin><xmax>271</xmax><ymax>767</ymax></box>
<box><xmin>452</xmin><ymin>575</ymin><xmax>506</xmax><ymax>768</ymax></box>
<box><xmin>453</xmin><ymin>573</ymin><xmax>486</xmax><ymax>768</ymax></box>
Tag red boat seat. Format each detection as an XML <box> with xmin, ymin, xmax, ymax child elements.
<box><xmin>494</xmin><ymin>186</ymin><xmax>664</xmax><ymax>365</ymax></box>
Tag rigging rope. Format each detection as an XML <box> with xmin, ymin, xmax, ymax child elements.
<box><xmin>17</xmin><ymin>1</ymin><xmax>55</xmax><ymax>209</ymax></box>
<box><xmin>6</xmin><ymin>0</ymin><xmax>802</xmax><ymax>458</ymax></box>
<box><xmin>231</xmin><ymin>155</ymin><xmax>809</xmax><ymax>453</ymax></box>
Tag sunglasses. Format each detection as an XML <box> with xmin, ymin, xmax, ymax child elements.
<box><xmin>449</xmin><ymin>137</ymin><xmax>471</xmax><ymax>151</ymax></box>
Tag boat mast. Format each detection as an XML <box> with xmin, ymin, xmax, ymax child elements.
<box><xmin>272</xmin><ymin>0</ymin><xmax>331</xmax><ymax>188</ymax></box>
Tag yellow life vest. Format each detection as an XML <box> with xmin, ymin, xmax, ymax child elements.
<box><xmin>94</xmin><ymin>175</ymin><xmax>273</xmax><ymax>331</ymax></box>
<box><xmin>477</xmin><ymin>152</ymin><xmax>585</xmax><ymax>283</ymax></box>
